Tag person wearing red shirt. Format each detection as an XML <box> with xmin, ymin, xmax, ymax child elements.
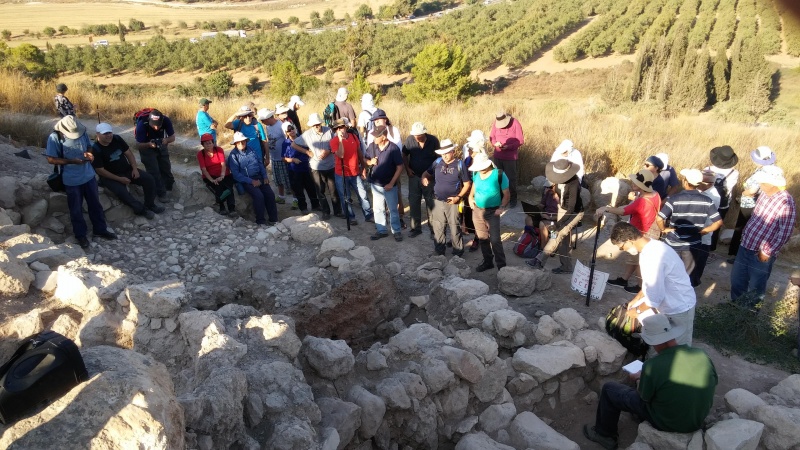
<box><xmin>331</xmin><ymin>119</ymin><xmax>373</xmax><ymax>224</ymax></box>
<box><xmin>197</xmin><ymin>133</ymin><xmax>235</xmax><ymax>215</ymax></box>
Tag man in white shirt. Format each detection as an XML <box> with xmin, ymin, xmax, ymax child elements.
<box><xmin>610</xmin><ymin>222</ymin><xmax>696</xmax><ymax>347</ymax></box>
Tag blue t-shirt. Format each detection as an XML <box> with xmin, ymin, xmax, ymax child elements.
<box><xmin>134</xmin><ymin>116</ymin><xmax>175</xmax><ymax>143</ymax></box>
<box><xmin>365</xmin><ymin>142</ymin><xmax>403</xmax><ymax>187</ymax></box>
<box><xmin>46</xmin><ymin>132</ymin><xmax>96</xmax><ymax>186</ymax></box>
<box><xmin>653</xmin><ymin>174</ymin><xmax>668</xmax><ymax>199</ymax></box>
<box><xmin>231</xmin><ymin>119</ymin><xmax>266</xmax><ymax>161</ymax></box>
<box><xmin>196</xmin><ymin>110</ymin><xmax>216</xmax><ymax>140</ymax></box>
<box><xmin>472</xmin><ymin>169</ymin><xmax>509</xmax><ymax>209</ymax></box>
<box><xmin>282</xmin><ymin>138</ymin><xmax>310</xmax><ymax>173</ymax></box>
<box><xmin>426</xmin><ymin>157</ymin><xmax>470</xmax><ymax>199</ymax></box>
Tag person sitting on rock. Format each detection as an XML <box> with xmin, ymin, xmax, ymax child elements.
<box><xmin>91</xmin><ymin>122</ymin><xmax>165</xmax><ymax>220</ymax></box>
<box><xmin>46</xmin><ymin>116</ymin><xmax>117</xmax><ymax>249</ymax></box>
<box><xmin>584</xmin><ymin>314</ymin><xmax>717</xmax><ymax>450</ymax></box>
<box><xmin>227</xmin><ymin>131</ymin><xmax>278</xmax><ymax>226</ymax></box>
<box><xmin>197</xmin><ymin>133</ymin><xmax>235</xmax><ymax>215</ymax></box>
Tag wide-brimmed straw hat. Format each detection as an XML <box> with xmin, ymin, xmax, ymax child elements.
<box><xmin>331</xmin><ymin>118</ymin><xmax>347</xmax><ymax>129</ymax></box>
<box><xmin>545</xmin><ymin>159</ymin><xmax>580</xmax><ymax>184</ymax></box>
<box><xmin>257</xmin><ymin>108</ymin><xmax>274</xmax><ymax>121</ymax></box>
<box><xmin>640</xmin><ymin>314</ymin><xmax>685</xmax><ymax>345</ymax></box>
<box><xmin>495</xmin><ymin>111</ymin><xmax>511</xmax><ymax>129</ymax></box>
<box><xmin>410</xmin><ymin>122</ymin><xmax>427</xmax><ymax>136</ymax></box>
<box><xmin>710</xmin><ymin>145</ymin><xmax>739</xmax><ymax>169</ymax></box>
<box><xmin>54</xmin><ymin>115</ymin><xmax>86</xmax><ymax>139</ymax></box>
<box><xmin>307</xmin><ymin>113</ymin><xmax>323</xmax><ymax>127</ymax></box>
<box><xmin>750</xmin><ymin>146</ymin><xmax>776</xmax><ymax>166</ymax></box>
<box><xmin>629</xmin><ymin>169</ymin><xmax>655</xmax><ymax>193</ymax></box>
<box><xmin>235</xmin><ymin>105</ymin><xmax>253</xmax><ymax>118</ymax></box>
<box><xmin>469</xmin><ymin>154</ymin><xmax>494</xmax><ymax>171</ymax></box>
<box><xmin>435</xmin><ymin>139</ymin><xmax>456</xmax><ymax>155</ymax></box>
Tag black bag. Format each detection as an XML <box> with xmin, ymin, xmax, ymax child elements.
<box><xmin>714</xmin><ymin>171</ymin><xmax>731</xmax><ymax>210</ymax></box>
<box><xmin>605</xmin><ymin>303</ymin><xmax>650</xmax><ymax>358</ymax></box>
<box><xmin>47</xmin><ymin>131</ymin><xmax>66</xmax><ymax>193</ymax></box>
<box><xmin>0</xmin><ymin>330</ymin><xmax>89</xmax><ymax>424</ymax></box>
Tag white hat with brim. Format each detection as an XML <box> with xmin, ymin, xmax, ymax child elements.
<box><xmin>231</xmin><ymin>131</ymin><xmax>248</xmax><ymax>145</ymax></box>
<box><xmin>54</xmin><ymin>115</ymin><xmax>86</xmax><ymax>140</ymax></box>
<box><xmin>467</xmin><ymin>130</ymin><xmax>485</xmax><ymax>144</ymax></box>
<box><xmin>469</xmin><ymin>154</ymin><xmax>493</xmax><ymax>172</ymax></box>
<box><xmin>307</xmin><ymin>113</ymin><xmax>323</xmax><ymax>127</ymax></box>
<box><xmin>628</xmin><ymin>169</ymin><xmax>655</xmax><ymax>193</ymax></box>
<box><xmin>410</xmin><ymin>122</ymin><xmax>427</xmax><ymax>136</ymax></box>
<box><xmin>235</xmin><ymin>105</ymin><xmax>253</xmax><ymax>118</ymax></box>
<box><xmin>751</xmin><ymin>146</ymin><xmax>776</xmax><ymax>166</ymax></box>
<box><xmin>275</xmin><ymin>103</ymin><xmax>290</xmax><ymax>115</ymax></box>
<box><xmin>679</xmin><ymin>168</ymin><xmax>704</xmax><ymax>186</ymax></box>
<box><xmin>495</xmin><ymin>111</ymin><xmax>511</xmax><ymax>129</ymax></box>
<box><xmin>640</xmin><ymin>314</ymin><xmax>686</xmax><ymax>346</ymax></box>
<box><xmin>753</xmin><ymin>165</ymin><xmax>786</xmax><ymax>188</ymax></box>
<box><xmin>288</xmin><ymin>95</ymin><xmax>304</xmax><ymax>108</ymax></box>
<box><xmin>545</xmin><ymin>159</ymin><xmax>580</xmax><ymax>184</ymax></box>
<box><xmin>257</xmin><ymin>108</ymin><xmax>274</xmax><ymax>121</ymax></box>
<box><xmin>435</xmin><ymin>139</ymin><xmax>456</xmax><ymax>155</ymax></box>
<box><xmin>555</xmin><ymin>139</ymin><xmax>574</xmax><ymax>157</ymax></box>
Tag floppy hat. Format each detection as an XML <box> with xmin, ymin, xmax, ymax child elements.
<box><xmin>281</xmin><ymin>121</ymin><xmax>295</xmax><ymax>134</ymax></box>
<box><xmin>628</xmin><ymin>169</ymin><xmax>655</xmax><ymax>193</ymax></box>
<box><xmin>231</xmin><ymin>131</ymin><xmax>248</xmax><ymax>145</ymax></box>
<box><xmin>199</xmin><ymin>98</ymin><xmax>212</xmax><ymax>106</ymax></box>
<box><xmin>307</xmin><ymin>113</ymin><xmax>323</xmax><ymax>127</ymax></box>
<box><xmin>680</xmin><ymin>168</ymin><xmax>704</xmax><ymax>186</ymax></box>
<box><xmin>288</xmin><ymin>95</ymin><xmax>304</xmax><ymax>108</ymax></box>
<box><xmin>95</xmin><ymin>122</ymin><xmax>113</xmax><ymax>134</ymax></box>
<box><xmin>361</xmin><ymin>93</ymin><xmax>375</xmax><ymax>110</ymax></box>
<box><xmin>410</xmin><ymin>122</ymin><xmax>427</xmax><ymax>136</ymax></box>
<box><xmin>545</xmin><ymin>159</ymin><xmax>580</xmax><ymax>184</ymax></box>
<box><xmin>495</xmin><ymin>111</ymin><xmax>511</xmax><ymax>129</ymax></box>
<box><xmin>54</xmin><ymin>115</ymin><xmax>86</xmax><ymax>139</ymax></box>
<box><xmin>148</xmin><ymin>109</ymin><xmax>164</xmax><ymax>127</ymax></box>
<box><xmin>645</xmin><ymin>155</ymin><xmax>664</xmax><ymax>171</ymax></box>
<box><xmin>371</xmin><ymin>109</ymin><xmax>389</xmax><ymax>121</ymax></box>
<box><xmin>469</xmin><ymin>154</ymin><xmax>493</xmax><ymax>171</ymax></box>
<box><xmin>753</xmin><ymin>164</ymin><xmax>786</xmax><ymax>188</ymax></box>
<box><xmin>710</xmin><ymin>145</ymin><xmax>738</xmax><ymax>169</ymax></box>
<box><xmin>336</xmin><ymin>87</ymin><xmax>349</xmax><ymax>102</ymax></box>
<box><xmin>275</xmin><ymin>103</ymin><xmax>290</xmax><ymax>115</ymax></box>
<box><xmin>235</xmin><ymin>105</ymin><xmax>253</xmax><ymax>118</ymax></box>
<box><xmin>200</xmin><ymin>133</ymin><xmax>214</xmax><ymax>142</ymax></box>
<box><xmin>555</xmin><ymin>139</ymin><xmax>574</xmax><ymax>157</ymax></box>
<box><xmin>435</xmin><ymin>139</ymin><xmax>456</xmax><ymax>155</ymax></box>
<box><xmin>257</xmin><ymin>108</ymin><xmax>274</xmax><ymax>121</ymax></box>
<box><xmin>655</xmin><ymin>152</ymin><xmax>669</xmax><ymax>167</ymax></box>
<box><xmin>370</xmin><ymin>125</ymin><xmax>388</xmax><ymax>138</ymax></box>
<box><xmin>750</xmin><ymin>146</ymin><xmax>776</xmax><ymax>166</ymax></box>
<box><xmin>331</xmin><ymin>118</ymin><xmax>347</xmax><ymax>129</ymax></box>
<box><xmin>640</xmin><ymin>314</ymin><xmax>685</xmax><ymax>345</ymax></box>
<box><xmin>467</xmin><ymin>130</ymin><xmax>486</xmax><ymax>145</ymax></box>
<box><xmin>56</xmin><ymin>83</ymin><xmax>68</xmax><ymax>93</ymax></box>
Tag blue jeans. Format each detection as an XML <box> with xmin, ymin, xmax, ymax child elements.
<box><xmin>595</xmin><ymin>382</ymin><xmax>655</xmax><ymax>438</ymax></box>
<box><xmin>335</xmin><ymin>174</ymin><xmax>372</xmax><ymax>220</ymax></box>
<box><xmin>372</xmin><ymin>184</ymin><xmax>400</xmax><ymax>235</ymax></box>
<box><xmin>66</xmin><ymin>177</ymin><xmax>108</xmax><ymax>239</ymax></box>
<box><xmin>241</xmin><ymin>181</ymin><xmax>278</xmax><ymax>224</ymax></box>
<box><xmin>730</xmin><ymin>247</ymin><xmax>775</xmax><ymax>303</ymax></box>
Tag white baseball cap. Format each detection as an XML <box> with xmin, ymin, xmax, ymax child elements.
<box><xmin>95</xmin><ymin>123</ymin><xmax>113</xmax><ymax>134</ymax></box>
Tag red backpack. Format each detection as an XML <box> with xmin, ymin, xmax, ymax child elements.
<box><xmin>513</xmin><ymin>226</ymin><xmax>541</xmax><ymax>258</ymax></box>
<box><xmin>133</xmin><ymin>108</ymin><xmax>155</xmax><ymax>140</ymax></box>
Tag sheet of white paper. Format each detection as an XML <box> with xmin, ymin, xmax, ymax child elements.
<box><xmin>570</xmin><ymin>260</ymin><xmax>609</xmax><ymax>301</ymax></box>
<box><xmin>622</xmin><ymin>360</ymin><xmax>643</xmax><ymax>374</ymax></box>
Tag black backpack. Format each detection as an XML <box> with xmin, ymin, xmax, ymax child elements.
<box><xmin>714</xmin><ymin>172</ymin><xmax>731</xmax><ymax>209</ymax></box>
<box><xmin>0</xmin><ymin>330</ymin><xmax>89</xmax><ymax>424</ymax></box>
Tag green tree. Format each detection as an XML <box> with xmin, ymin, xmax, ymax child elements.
<box><xmin>342</xmin><ymin>22</ymin><xmax>375</xmax><ymax>77</ymax></box>
<box><xmin>43</xmin><ymin>27</ymin><xmax>56</xmax><ymax>37</ymax></box>
<box><xmin>4</xmin><ymin>43</ymin><xmax>55</xmax><ymax>79</ymax></box>
<box><xmin>712</xmin><ymin>45</ymin><xmax>729</xmax><ymax>103</ymax></box>
<box><xmin>2</xmin><ymin>30</ymin><xmax>11</xmax><ymax>41</ymax></box>
<box><xmin>402</xmin><ymin>43</ymin><xmax>473</xmax><ymax>102</ymax></box>
<box><xmin>323</xmin><ymin>9</ymin><xmax>336</xmax><ymax>25</ymax></box>
<box><xmin>161</xmin><ymin>19</ymin><xmax>172</xmax><ymax>28</ymax></box>
<box><xmin>270</xmin><ymin>60</ymin><xmax>317</xmax><ymax>98</ymax></box>
<box><xmin>311</xmin><ymin>18</ymin><xmax>324</xmax><ymax>29</ymax></box>
<box><xmin>355</xmin><ymin>4</ymin><xmax>374</xmax><ymax>20</ymax></box>
<box><xmin>288</xmin><ymin>16</ymin><xmax>300</xmax><ymax>25</ymax></box>
<box><xmin>129</xmin><ymin>18</ymin><xmax>145</xmax><ymax>32</ymax></box>
<box><xmin>177</xmin><ymin>21</ymin><xmax>188</xmax><ymax>29</ymax></box>
<box><xmin>204</xmin><ymin>71</ymin><xmax>234</xmax><ymax>97</ymax></box>
<box><xmin>271</xmin><ymin>18</ymin><xmax>282</xmax><ymax>28</ymax></box>
<box><xmin>118</xmin><ymin>20</ymin><xmax>126</xmax><ymax>43</ymax></box>
<box><xmin>310</xmin><ymin>11</ymin><xmax>320</xmax><ymax>20</ymax></box>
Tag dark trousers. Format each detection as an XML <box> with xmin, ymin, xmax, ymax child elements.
<box><xmin>139</xmin><ymin>146</ymin><xmax>174</xmax><ymax>196</ymax></box>
<box><xmin>728</xmin><ymin>207</ymin><xmax>754</xmax><ymax>257</ymax></box>
<box><xmin>100</xmin><ymin>169</ymin><xmax>157</xmax><ymax>215</ymax></box>
<box><xmin>493</xmin><ymin>158</ymin><xmax>517</xmax><ymax>202</ymax></box>
<box><xmin>203</xmin><ymin>175</ymin><xmax>235</xmax><ymax>211</ymax></box>
<box><xmin>595</xmin><ymin>382</ymin><xmax>655</xmax><ymax>439</ymax></box>
<box><xmin>312</xmin><ymin>168</ymin><xmax>341</xmax><ymax>215</ymax></box>
<box><xmin>288</xmin><ymin>170</ymin><xmax>320</xmax><ymax>212</ymax></box>
<box><xmin>241</xmin><ymin>182</ymin><xmax>278</xmax><ymax>224</ymax></box>
<box><xmin>710</xmin><ymin>207</ymin><xmax>729</xmax><ymax>251</ymax></box>
<box><xmin>66</xmin><ymin>177</ymin><xmax>108</xmax><ymax>239</ymax></box>
<box><xmin>408</xmin><ymin>175</ymin><xmax>434</xmax><ymax>232</ymax></box>
<box><xmin>473</xmin><ymin>206</ymin><xmax>506</xmax><ymax>267</ymax></box>
<box><xmin>432</xmin><ymin>199</ymin><xmax>463</xmax><ymax>254</ymax></box>
<box><xmin>689</xmin><ymin>243</ymin><xmax>709</xmax><ymax>286</ymax></box>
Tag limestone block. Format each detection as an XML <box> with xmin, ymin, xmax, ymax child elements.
<box><xmin>497</xmin><ymin>266</ymin><xmax>551</xmax><ymax>297</ymax></box>
<box><xmin>347</xmin><ymin>385</ymin><xmax>386</xmax><ymax>440</ymax></box>
<box><xmin>635</xmin><ymin>421</ymin><xmax>696</xmax><ymax>449</ymax></box>
<box><xmin>317</xmin><ymin>397</ymin><xmax>361</xmax><ymax>450</ymax></box>
<box><xmin>508</xmin><ymin>411</ymin><xmax>579</xmax><ymax>450</ymax></box>
<box><xmin>479</xmin><ymin>403</ymin><xmax>517</xmax><ymax>434</ymax></box>
<box><xmin>461</xmin><ymin>294</ymin><xmax>510</xmax><ymax>327</ymax></box>
<box><xmin>456</xmin><ymin>432</ymin><xmax>515</xmax><ymax>450</ymax></box>
<box><xmin>21</xmin><ymin>198</ymin><xmax>48</xmax><ymax>227</ymax></box>
<box><xmin>302</xmin><ymin>336</ymin><xmax>354</xmax><ymax>380</ymax></box>
<box><xmin>724</xmin><ymin>388</ymin><xmax>766</xmax><ymax>418</ymax></box>
<box><xmin>454</xmin><ymin>329</ymin><xmax>498</xmax><ymax>364</ymax></box>
<box><xmin>512</xmin><ymin>341</ymin><xmax>586</xmax><ymax>383</ymax></box>
<box><xmin>0</xmin><ymin>250</ymin><xmax>34</xmax><ymax>297</ymax></box>
<box><xmin>705</xmin><ymin>418</ymin><xmax>763</xmax><ymax>450</ymax></box>
<box><xmin>126</xmin><ymin>280</ymin><xmax>187</xmax><ymax>318</ymax></box>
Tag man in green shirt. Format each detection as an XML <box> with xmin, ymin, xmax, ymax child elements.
<box><xmin>584</xmin><ymin>314</ymin><xmax>718</xmax><ymax>449</ymax></box>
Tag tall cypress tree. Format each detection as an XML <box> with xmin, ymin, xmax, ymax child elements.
<box><xmin>712</xmin><ymin>44</ymin><xmax>730</xmax><ymax>103</ymax></box>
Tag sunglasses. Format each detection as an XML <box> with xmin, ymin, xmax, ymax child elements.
<box><xmin>643</xmin><ymin>163</ymin><xmax>653</xmax><ymax>168</ymax></box>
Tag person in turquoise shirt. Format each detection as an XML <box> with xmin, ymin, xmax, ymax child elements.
<box><xmin>468</xmin><ymin>153</ymin><xmax>509</xmax><ymax>272</ymax></box>
<box><xmin>196</xmin><ymin>98</ymin><xmax>218</xmax><ymax>143</ymax></box>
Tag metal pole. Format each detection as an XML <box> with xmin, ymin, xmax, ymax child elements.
<box><xmin>586</xmin><ymin>216</ymin><xmax>603</xmax><ymax>307</ymax></box>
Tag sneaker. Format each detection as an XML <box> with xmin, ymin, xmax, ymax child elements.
<box><xmin>409</xmin><ymin>229</ymin><xmax>423</xmax><ymax>238</ymax></box>
<box><xmin>275</xmin><ymin>196</ymin><xmax>286</xmax><ymax>204</ymax></box>
<box><xmin>452</xmin><ymin>250</ymin><xmax>464</xmax><ymax>257</ymax></box>
<box><xmin>476</xmin><ymin>260</ymin><xmax>494</xmax><ymax>272</ymax></box>
<box><xmin>607</xmin><ymin>277</ymin><xmax>628</xmax><ymax>288</ymax></box>
<box><xmin>583</xmin><ymin>425</ymin><xmax>618</xmax><ymax>450</ymax></box>
<box><xmin>95</xmin><ymin>231</ymin><xmax>118</xmax><ymax>240</ymax></box>
<box><xmin>148</xmin><ymin>204</ymin><xmax>166</xmax><ymax>214</ymax></box>
<box><xmin>526</xmin><ymin>258</ymin><xmax>543</xmax><ymax>269</ymax></box>
<box><xmin>291</xmin><ymin>199</ymin><xmax>299</xmax><ymax>210</ymax></box>
<box><xmin>77</xmin><ymin>236</ymin><xmax>90</xmax><ymax>249</ymax></box>
<box><xmin>394</xmin><ymin>233</ymin><xmax>403</xmax><ymax>242</ymax></box>
<box><xmin>365</xmin><ymin>215</ymin><xmax>374</xmax><ymax>223</ymax></box>
<box><xmin>624</xmin><ymin>284</ymin><xmax>641</xmax><ymax>294</ymax></box>
<box><xmin>552</xmin><ymin>267</ymin><xmax>572</xmax><ymax>275</ymax></box>
<box><xmin>370</xmin><ymin>232</ymin><xmax>389</xmax><ymax>241</ymax></box>
<box><xmin>218</xmin><ymin>206</ymin><xmax>229</xmax><ymax>216</ymax></box>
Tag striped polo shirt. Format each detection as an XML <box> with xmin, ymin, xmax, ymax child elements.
<box><xmin>659</xmin><ymin>189</ymin><xmax>721</xmax><ymax>251</ymax></box>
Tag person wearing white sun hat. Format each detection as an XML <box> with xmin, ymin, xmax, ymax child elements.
<box><xmin>468</xmin><ymin>153</ymin><xmax>510</xmax><ymax>272</ymax></box>
<box><xmin>228</xmin><ymin>131</ymin><xmax>278</xmax><ymax>226</ymax></box>
<box><xmin>421</xmin><ymin>139</ymin><xmax>471</xmax><ymax>256</ymax></box>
